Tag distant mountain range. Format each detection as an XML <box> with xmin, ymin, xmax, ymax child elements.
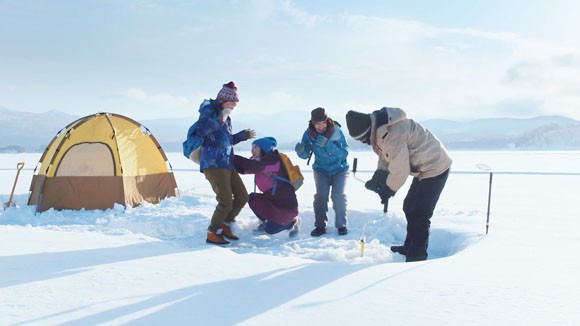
<box><xmin>421</xmin><ymin>116</ymin><xmax>580</xmax><ymax>150</ymax></box>
<box><xmin>1</xmin><ymin>106</ymin><xmax>580</xmax><ymax>153</ymax></box>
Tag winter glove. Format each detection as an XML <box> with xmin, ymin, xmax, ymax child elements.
<box><xmin>365</xmin><ymin>169</ymin><xmax>388</xmax><ymax>193</ymax></box>
<box><xmin>245</xmin><ymin>129</ymin><xmax>257</xmax><ymax>139</ymax></box>
<box><xmin>324</xmin><ymin>138</ymin><xmax>342</xmax><ymax>153</ymax></box>
<box><xmin>295</xmin><ymin>142</ymin><xmax>305</xmax><ymax>153</ymax></box>
<box><xmin>315</xmin><ymin>135</ymin><xmax>328</xmax><ymax>147</ymax></box>
<box><xmin>377</xmin><ymin>184</ymin><xmax>395</xmax><ymax>204</ymax></box>
<box><xmin>365</xmin><ymin>169</ymin><xmax>393</xmax><ymax>212</ymax></box>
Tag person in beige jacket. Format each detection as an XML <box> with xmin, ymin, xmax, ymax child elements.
<box><xmin>345</xmin><ymin>107</ymin><xmax>452</xmax><ymax>262</ymax></box>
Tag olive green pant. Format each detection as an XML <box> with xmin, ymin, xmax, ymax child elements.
<box><xmin>204</xmin><ymin>168</ymin><xmax>249</xmax><ymax>233</ymax></box>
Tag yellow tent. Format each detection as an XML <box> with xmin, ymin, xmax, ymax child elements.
<box><xmin>28</xmin><ymin>112</ymin><xmax>178</xmax><ymax>212</ymax></box>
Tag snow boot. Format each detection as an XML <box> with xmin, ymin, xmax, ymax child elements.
<box><xmin>253</xmin><ymin>222</ymin><xmax>266</xmax><ymax>234</ymax></box>
<box><xmin>390</xmin><ymin>245</ymin><xmax>408</xmax><ymax>256</ymax></box>
<box><xmin>405</xmin><ymin>243</ymin><xmax>428</xmax><ymax>262</ymax></box>
<box><xmin>391</xmin><ymin>235</ymin><xmax>412</xmax><ymax>255</ymax></box>
<box><xmin>221</xmin><ymin>224</ymin><xmax>239</xmax><ymax>241</ymax></box>
<box><xmin>289</xmin><ymin>218</ymin><xmax>301</xmax><ymax>238</ymax></box>
<box><xmin>206</xmin><ymin>231</ymin><xmax>230</xmax><ymax>245</ymax></box>
<box><xmin>338</xmin><ymin>227</ymin><xmax>348</xmax><ymax>236</ymax></box>
<box><xmin>310</xmin><ymin>227</ymin><xmax>326</xmax><ymax>237</ymax></box>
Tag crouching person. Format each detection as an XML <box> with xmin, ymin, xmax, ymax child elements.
<box><xmin>233</xmin><ymin>137</ymin><xmax>300</xmax><ymax>237</ymax></box>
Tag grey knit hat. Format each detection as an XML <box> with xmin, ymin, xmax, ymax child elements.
<box><xmin>216</xmin><ymin>81</ymin><xmax>239</xmax><ymax>103</ymax></box>
<box><xmin>346</xmin><ymin>110</ymin><xmax>372</xmax><ymax>140</ymax></box>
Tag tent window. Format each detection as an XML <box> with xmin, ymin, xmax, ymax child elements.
<box><xmin>56</xmin><ymin>143</ymin><xmax>116</xmax><ymax>176</ymax></box>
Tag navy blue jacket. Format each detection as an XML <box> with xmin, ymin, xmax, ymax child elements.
<box><xmin>196</xmin><ymin>99</ymin><xmax>248</xmax><ymax>172</ymax></box>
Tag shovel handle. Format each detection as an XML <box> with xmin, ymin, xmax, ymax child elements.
<box><xmin>4</xmin><ymin>162</ymin><xmax>25</xmax><ymax>209</ymax></box>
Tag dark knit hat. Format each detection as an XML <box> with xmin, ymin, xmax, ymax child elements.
<box><xmin>310</xmin><ymin>107</ymin><xmax>328</xmax><ymax>123</ymax></box>
<box><xmin>252</xmin><ymin>137</ymin><xmax>277</xmax><ymax>154</ymax></box>
<box><xmin>346</xmin><ymin>110</ymin><xmax>372</xmax><ymax>140</ymax></box>
<box><xmin>216</xmin><ymin>81</ymin><xmax>239</xmax><ymax>103</ymax></box>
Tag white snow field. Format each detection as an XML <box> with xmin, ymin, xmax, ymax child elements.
<box><xmin>1</xmin><ymin>151</ymin><xmax>579</xmax><ymax>325</ymax></box>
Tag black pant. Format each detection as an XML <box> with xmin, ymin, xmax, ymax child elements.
<box><xmin>402</xmin><ymin>169</ymin><xmax>449</xmax><ymax>260</ymax></box>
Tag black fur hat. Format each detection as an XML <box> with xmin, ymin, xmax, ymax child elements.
<box><xmin>310</xmin><ymin>107</ymin><xmax>328</xmax><ymax>123</ymax></box>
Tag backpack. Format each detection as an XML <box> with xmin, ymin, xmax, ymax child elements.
<box><xmin>182</xmin><ymin>121</ymin><xmax>203</xmax><ymax>164</ymax></box>
<box><xmin>276</xmin><ymin>152</ymin><xmax>304</xmax><ymax>191</ymax></box>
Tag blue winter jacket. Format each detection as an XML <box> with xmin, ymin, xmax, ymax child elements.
<box><xmin>196</xmin><ymin>99</ymin><xmax>248</xmax><ymax>172</ymax></box>
<box><xmin>296</xmin><ymin>120</ymin><xmax>349</xmax><ymax>176</ymax></box>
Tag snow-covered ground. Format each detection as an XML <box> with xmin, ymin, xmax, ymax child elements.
<box><xmin>1</xmin><ymin>150</ymin><xmax>579</xmax><ymax>325</ymax></box>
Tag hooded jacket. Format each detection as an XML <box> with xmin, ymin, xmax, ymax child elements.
<box><xmin>196</xmin><ymin>99</ymin><xmax>248</xmax><ymax>172</ymax></box>
<box><xmin>233</xmin><ymin>150</ymin><xmax>298</xmax><ymax>210</ymax></box>
<box><xmin>371</xmin><ymin>107</ymin><xmax>452</xmax><ymax>192</ymax></box>
<box><xmin>296</xmin><ymin>119</ymin><xmax>349</xmax><ymax>176</ymax></box>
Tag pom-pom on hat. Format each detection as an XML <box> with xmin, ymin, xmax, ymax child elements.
<box><xmin>346</xmin><ymin>110</ymin><xmax>372</xmax><ymax>140</ymax></box>
<box><xmin>252</xmin><ymin>137</ymin><xmax>277</xmax><ymax>154</ymax></box>
<box><xmin>216</xmin><ymin>81</ymin><xmax>239</xmax><ymax>103</ymax></box>
<box><xmin>310</xmin><ymin>107</ymin><xmax>328</xmax><ymax>123</ymax></box>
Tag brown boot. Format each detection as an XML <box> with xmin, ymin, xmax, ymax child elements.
<box><xmin>206</xmin><ymin>231</ymin><xmax>230</xmax><ymax>245</ymax></box>
<box><xmin>221</xmin><ymin>224</ymin><xmax>239</xmax><ymax>240</ymax></box>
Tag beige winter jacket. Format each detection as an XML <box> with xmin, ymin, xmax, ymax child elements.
<box><xmin>371</xmin><ymin>107</ymin><xmax>452</xmax><ymax>192</ymax></box>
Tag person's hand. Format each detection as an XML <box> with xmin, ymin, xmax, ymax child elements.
<box><xmin>315</xmin><ymin>135</ymin><xmax>328</xmax><ymax>147</ymax></box>
<box><xmin>364</xmin><ymin>169</ymin><xmax>393</xmax><ymax>208</ymax></box>
<box><xmin>295</xmin><ymin>142</ymin><xmax>305</xmax><ymax>153</ymax></box>
<box><xmin>365</xmin><ymin>169</ymin><xmax>388</xmax><ymax>193</ymax></box>
<box><xmin>245</xmin><ymin>129</ymin><xmax>257</xmax><ymax>139</ymax></box>
<box><xmin>364</xmin><ymin>179</ymin><xmax>378</xmax><ymax>192</ymax></box>
<box><xmin>377</xmin><ymin>185</ymin><xmax>395</xmax><ymax>204</ymax></box>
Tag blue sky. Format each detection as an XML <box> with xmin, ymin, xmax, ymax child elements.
<box><xmin>1</xmin><ymin>0</ymin><xmax>580</xmax><ymax>121</ymax></box>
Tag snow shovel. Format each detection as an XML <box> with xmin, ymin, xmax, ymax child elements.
<box><xmin>3</xmin><ymin>162</ymin><xmax>25</xmax><ymax>210</ymax></box>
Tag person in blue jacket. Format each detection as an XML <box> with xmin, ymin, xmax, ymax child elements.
<box><xmin>295</xmin><ymin>107</ymin><xmax>350</xmax><ymax>236</ymax></box>
<box><xmin>196</xmin><ymin>81</ymin><xmax>256</xmax><ymax>245</ymax></box>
